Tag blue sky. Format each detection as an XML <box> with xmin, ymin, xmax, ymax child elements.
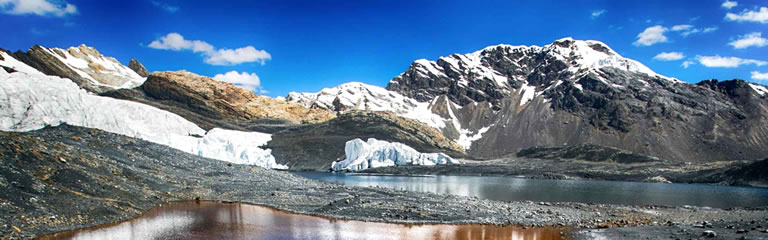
<box><xmin>1</xmin><ymin>0</ymin><xmax>767</xmax><ymax>97</ymax></box>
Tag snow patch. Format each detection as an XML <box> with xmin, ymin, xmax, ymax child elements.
<box><xmin>331</xmin><ymin>138</ymin><xmax>458</xmax><ymax>171</ymax></box>
<box><xmin>0</xmin><ymin>72</ymin><xmax>283</xmax><ymax>169</ymax></box>
<box><xmin>456</xmin><ymin>126</ymin><xmax>492</xmax><ymax>150</ymax></box>
<box><xmin>749</xmin><ymin>83</ymin><xmax>767</xmax><ymax>96</ymax></box>
<box><xmin>0</xmin><ymin>51</ymin><xmax>44</xmax><ymax>76</ymax></box>
<box><xmin>519</xmin><ymin>83</ymin><xmax>537</xmax><ymax>106</ymax></box>
<box><xmin>414</xmin><ymin>59</ymin><xmax>447</xmax><ymax>78</ymax></box>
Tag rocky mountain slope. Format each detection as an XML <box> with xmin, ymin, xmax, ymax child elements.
<box><xmin>1</xmin><ymin>45</ymin><xmax>145</xmax><ymax>93</ymax></box>
<box><xmin>105</xmin><ymin>71</ymin><xmax>336</xmax><ymax>132</ymax></box>
<box><xmin>287</xmin><ymin>37</ymin><xmax>768</xmax><ymax>163</ymax></box>
<box><xmin>128</xmin><ymin>57</ymin><xmax>149</xmax><ymax>77</ymax></box>
<box><xmin>142</xmin><ymin>71</ymin><xmax>334</xmax><ymax>124</ymax></box>
<box><xmin>285</xmin><ymin>82</ymin><xmax>448</xmax><ymax>129</ymax></box>
<box><xmin>267</xmin><ymin>111</ymin><xmax>466</xmax><ymax>170</ymax></box>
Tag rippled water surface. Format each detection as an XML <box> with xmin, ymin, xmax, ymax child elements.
<box><xmin>297</xmin><ymin>172</ymin><xmax>768</xmax><ymax>208</ymax></box>
<box><xmin>40</xmin><ymin>201</ymin><xmax>563</xmax><ymax>240</ymax></box>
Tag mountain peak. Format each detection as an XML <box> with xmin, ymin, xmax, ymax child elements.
<box><xmin>387</xmin><ymin>37</ymin><xmax>680</xmax><ymax>106</ymax></box>
<box><xmin>9</xmin><ymin>44</ymin><xmax>146</xmax><ymax>92</ymax></box>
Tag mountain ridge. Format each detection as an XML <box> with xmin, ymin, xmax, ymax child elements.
<box><xmin>286</xmin><ymin>38</ymin><xmax>768</xmax><ymax>162</ymax></box>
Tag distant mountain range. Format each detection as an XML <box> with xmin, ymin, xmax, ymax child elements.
<box><xmin>286</xmin><ymin>37</ymin><xmax>768</xmax><ymax>163</ymax></box>
<box><xmin>2</xmin><ymin>38</ymin><xmax>767</xmax><ymax>167</ymax></box>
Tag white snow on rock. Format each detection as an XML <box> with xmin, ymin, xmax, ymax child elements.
<box><xmin>749</xmin><ymin>83</ymin><xmax>767</xmax><ymax>96</ymax></box>
<box><xmin>397</xmin><ymin>37</ymin><xmax>679</xmax><ymax>96</ymax></box>
<box><xmin>456</xmin><ymin>126</ymin><xmax>491</xmax><ymax>150</ymax></box>
<box><xmin>0</xmin><ymin>71</ymin><xmax>285</xmax><ymax>169</ymax></box>
<box><xmin>0</xmin><ymin>51</ymin><xmax>45</xmax><ymax>76</ymax></box>
<box><xmin>331</xmin><ymin>138</ymin><xmax>458</xmax><ymax>171</ymax></box>
<box><xmin>548</xmin><ymin>37</ymin><xmax>674</xmax><ymax>81</ymax></box>
<box><xmin>37</xmin><ymin>44</ymin><xmax>146</xmax><ymax>89</ymax></box>
<box><xmin>285</xmin><ymin>82</ymin><xmax>447</xmax><ymax>129</ymax></box>
<box><xmin>519</xmin><ymin>83</ymin><xmax>538</xmax><ymax>106</ymax></box>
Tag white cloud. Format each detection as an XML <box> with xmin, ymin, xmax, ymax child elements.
<box><xmin>212</xmin><ymin>71</ymin><xmax>264</xmax><ymax>93</ymax></box>
<box><xmin>728</xmin><ymin>32</ymin><xmax>768</xmax><ymax>49</ymax></box>
<box><xmin>682</xmin><ymin>60</ymin><xmax>695</xmax><ymax>69</ymax></box>
<box><xmin>696</xmin><ymin>55</ymin><xmax>768</xmax><ymax>68</ymax></box>
<box><xmin>670</xmin><ymin>25</ymin><xmax>693</xmax><ymax>31</ymax></box>
<box><xmin>653</xmin><ymin>52</ymin><xmax>685</xmax><ymax>61</ymax></box>
<box><xmin>725</xmin><ymin>7</ymin><xmax>768</xmax><ymax>23</ymax></box>
<box><xmin>702</xmin><ymin>27</ymin><xmax>719</xmax><ymax>33</ymax></box>
<box><xmin>591</xmin><ymin>9</ymin><xmax>606</xmax><ymax>19</ymax></box>
<box><xmin>670</xmin><ymin>24</ymin><xmax>718</xmax><ymax>37</ymax></box>
<box><xmin>0</xmin><ymin>0</ymin><xmax>77</xmax><ymax>17</ymax></box>
<box><xmin>634</xmin><ymin>25</ymin><xmax>668</xmax><ymax>46</ymax></box>
<box><xmin>722</xmin><ymin>0</ymin><xmax>738</xmax><ymax>9</ymax></box>
<box><xmin>752</xmin><ymin>71</ymin><xmax>768</xmax><ymax>81</ymax></box>
<box><xmin>152</xmin><ymin>1</ymin><xmax>179</xmax><ymax>13</ymax></box>
<box><xmin>205</xmin><ymin>46</ymin><xmax>272</xmax><ymax>66</ymax></box>
<box><xmin>148</xmin><ymin>33</ymin><xmax>271</xmax><ymax>66</ymax></box>
<box><xmin>148</xmin><ymin>33</ymin><xmax>214</xmax><ymax>52</ymax></box>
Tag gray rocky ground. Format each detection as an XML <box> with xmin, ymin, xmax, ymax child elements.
<box><xmin>1</xmin><ymin>125</ymin><xmax>767</xmax><ymax>239</ymax></box>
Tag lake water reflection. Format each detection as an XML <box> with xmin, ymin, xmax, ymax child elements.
<box><xmin>39</xmin><ymin>201</ymin><xmax>563</xmax><ymax>240</ymax></box>
<box><xmin>296</xmin><ymin>172</ymin><xmax>768</xmax><ymax>208</ymax></box>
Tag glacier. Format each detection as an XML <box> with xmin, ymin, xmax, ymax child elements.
<box><xmin>0</xmin><ymin>70</ymin><xmax>286</xmax><ymax>169</ymax></box>
<box><xmin>331</xmin><ymin>138</ymin><xmax>458</xmax><ymax>171</ymax></box>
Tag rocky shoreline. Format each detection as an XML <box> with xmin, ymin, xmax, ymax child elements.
<box><xmin>358</xmin><ymin>156</ymin><xmax>768</xmax><ymax>188</ymax></box>
<box><xmin>1</xmin><ymin>125</ymin><xmax>767</xmax><ymax>239</ymax></box>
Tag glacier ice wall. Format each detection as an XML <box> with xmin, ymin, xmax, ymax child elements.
<box><xmin>0</xmin><ymin>71</ymin><xmax>285</xmax><ymax>169</ymax></box>
<box><xmin>331</xmin><ymin>138</ymin><xmax>458</xmax><ymax>171</ymax></box>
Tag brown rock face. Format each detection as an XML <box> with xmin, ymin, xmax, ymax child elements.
<box><xmin>129</xmin><ymin>57</ymin><xmax>149</xmax><ymax>77</ymax></box>
<box><xmin>141</xmin><ymin>71</ymin><xmax>334</xmax><ymax>124</ymax></box>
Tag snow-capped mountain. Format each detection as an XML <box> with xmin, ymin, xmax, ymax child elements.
<box><xmin>286</xmin><ymin>82</ymin><xmax>447</xmax><ymax>129</ymax></box>
<box><xmin>284</xmin><ymin>82</ymin><xmax>492</xmax><ymax>150</ymax></box>
<box><xmin>0</xmin><ymin>69</ymin><xmax>285</xmax><ymax>169</ymax></box>
<box><xmin>288</xmin><ymin>38</ymin><xmax>768</xmax><ymax>163</ymax></box>
<box><xmin>387</xmin><ymin>37</ymin><xmax>679</xmax><ymax>108</ymax></box>
<box><xmin>1</xmin><ymin>44</ymin><xmax>145</xmax><ymax>93</ymax></box>
<box><xmin>331</xmin><ymin>138</ymin><xmax>457</xmax><ymax>171</ymax></box>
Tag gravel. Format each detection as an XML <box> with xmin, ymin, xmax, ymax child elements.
<box><xmin>1</xmin><ymin>125</ymin><xmax>766</xmax><ymax>239</ymax></box>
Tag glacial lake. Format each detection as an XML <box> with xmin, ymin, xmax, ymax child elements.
<box><xmin>40</xmin><ymin>201</ymin><xmax>562</xmax><ymax>240</ymax></box>
<box><xmin>296</xmin><ymin>172</ymin><xmax>768</xmax><ymax>208</ymax></box>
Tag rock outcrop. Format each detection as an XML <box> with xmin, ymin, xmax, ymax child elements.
<box><xmin>129</xmin><ymin>57</ymin><xmax>149</xmax><ymax>77</ymax></box>
<box><xmin>267</xmin><ymin>111</ymin><xmax>466</xmax><ymax>170</ymax></box>
<box><xmin>516</xmin><ymin>144</ymin><xmax>662</xmax><ymax>164</ymax></box>
<box><xmin>140</xmin><ymin>71</ymin><xmax>335</xmax><ymax>125</ymax></box>
<box><xmin>6</xmin><ymin>44</ymin><xmax>145</xmax><ymax>92</ymax></box>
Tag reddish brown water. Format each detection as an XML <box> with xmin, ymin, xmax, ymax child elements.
<box><xmin>39</xmin><ymin>201</ymin><xmax>564</xmax><ymax>240</ymax></box>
